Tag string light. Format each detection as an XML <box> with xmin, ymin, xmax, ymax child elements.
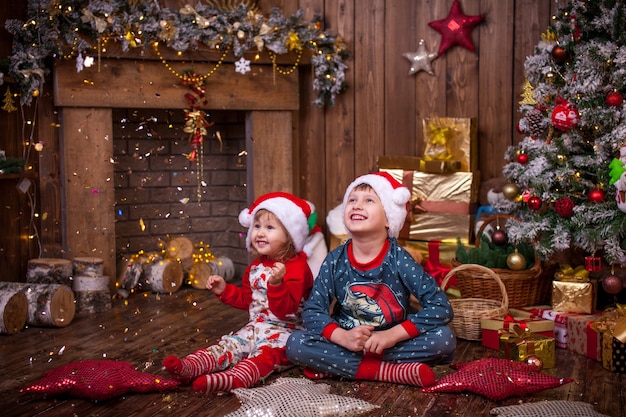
<box><xmin>153</xmin><ymin>42</ymin><xmax>231</xmax><ymax>83</ymax></box>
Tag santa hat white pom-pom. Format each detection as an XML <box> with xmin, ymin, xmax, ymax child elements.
<box><xmin>239</xmin><ymin>208</ymin><xmax>253</xmax><ymax>228</ymax></box>
<box><xmin>392</xmin><ymin>187</ymin><xmax>411</xmax><ymax>205</ymax></box>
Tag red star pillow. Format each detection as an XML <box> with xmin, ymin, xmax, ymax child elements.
<box><xmin>428</xmin><ymin>0</ymin><xmax>485</xmax><ymax>56</ymax></box>
<box><xmin>421</xmin><ymin>358</ymin><xmax>573</xmax><ymax>401</ymax></box>
<box><xmin>21</xmin><ymin>360</ymin><xmax>180</xmax><ymax>401</ymax></box>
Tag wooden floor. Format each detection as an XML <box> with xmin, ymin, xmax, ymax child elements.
<box><xmin>1</xmin><ymin>287</ymin><xmax>624</xmax><ymax>417</ymax></box>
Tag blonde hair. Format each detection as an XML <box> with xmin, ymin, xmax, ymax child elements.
<box><xmin>249</xmin><ymin>209</ymin><xmax>297</xmax><ymax>261</ymax></box>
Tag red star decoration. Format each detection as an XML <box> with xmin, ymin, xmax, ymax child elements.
<box><xmin>21</xmin><ymin>360</ymin><xmax>180</xmax><ymax>401</ymax></box>
<box><xmin>422</xmin><ymin>358</ymin><xmax>573</xmax><ymax>401</ymax></box>
<box><xmin>428</xmin><ymin>0</ymin><xmax>485</xmax><ymax>56</ymax></box>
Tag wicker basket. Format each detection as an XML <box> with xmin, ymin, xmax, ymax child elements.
<box><xmin>452</xmin><ymin>214</ymin><xmax>550</xmax><ymax>308</ymax></box>
<box><xmin>441</xmin><ymin>264</ymin><xmax>509</xmax><ymax>341</ymax></box>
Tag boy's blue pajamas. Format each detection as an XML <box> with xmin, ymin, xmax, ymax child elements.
<box><xmin>286</xmin><ymin>238</ymin><xmax>456</xmax><ymax>377</ymax></box>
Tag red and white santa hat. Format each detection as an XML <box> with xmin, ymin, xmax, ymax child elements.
<box><xmin>341</xmin><ymin>172</ymin><xmax>411</xmax><ymax>238</ymax></box>
<box><xmin>239</xmin><ymin>191</ymin><xmax>316</xmax><ymax>253</ymax></box>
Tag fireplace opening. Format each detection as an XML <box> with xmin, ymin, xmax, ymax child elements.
<box><xmin>112</xmin><ymin>108</ymin><xmax>249</xmax><ymax>279</ymax></box>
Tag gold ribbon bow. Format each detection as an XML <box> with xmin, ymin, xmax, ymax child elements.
<box><xmin>591</xmin><ymin>304</ymin><xmax>626</xmax><ymax>343</ymax></box>
<box><xmin>556</xmin><ymin>263</ymin><xmax>589</xmax><ymax>282</ymax></box>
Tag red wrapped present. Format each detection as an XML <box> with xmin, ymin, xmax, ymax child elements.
<box><xmin>566</xmin><ymin>314</ymin><xmax>602</xmax><ymax>361</ymax></box>
<box><xmin>481</xmin><ymin>314</ymin><xmax>554</xmax><ymax>350</ymax></box>
<box><xmin>509</xmin><ymin>306</ymin><xmax>583</xmax><ymax>349</ymax></box>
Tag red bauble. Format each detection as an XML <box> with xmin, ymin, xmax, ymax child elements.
<box><xmin>606</xmin><ymin>91</ymin><xmax>624</xmax><ymax>107</ymax></box>
<box><xmin>602</xmin><ymin>275</ymin><xmax>624</xmax><ymax>295</ymax></box>
<box><xmin>517</xmin><ymin>153</ymin><xmax>529</xmax><ymax>164</ymax></box>
<box><xmin>588</xmin><ymin>188</ymin><xmax>605</xmax><ymax>203</ymax></box>
<box><xmin>527</xmin><ymin>196</ymin><xmax>542</xmax><ymax>211</ymax></box>
<box><xmin>427</xmin><ymin>0</ymin><xmax>485</xmax><ymax>56</ymax></box>
<box><xmin>492</xmin><ymin>229</ymin><xmax>508</xmax><ymax>246</ymax></box>
<box><xmin>551</xmin><ymin>100</ymin><xmax>579</xmax><ymax>131</ymax></box>
<box><xmin>551</xmin><ymin>46</ymin><xmax>569</xmax><ymax>64</ymax></box>
<box><xmin>554</xmin><ymin>196</ymin><xmax>575</xmax><ymax>217</ymax></box>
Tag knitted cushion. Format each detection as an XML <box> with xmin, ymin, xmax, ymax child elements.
<box><xmin>225</xmin><ymin>377</ymin><xmax>378</xmax><ymax>417</ymax></box>
<box><xmin>490</xmin><ymin>400</ymin><xmax>610</xmax><ymax>417</ymax></box>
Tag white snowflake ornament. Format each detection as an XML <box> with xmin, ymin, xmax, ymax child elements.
<box><xmin>235</xmin><ymin>57</ymin><xmax>251</xmax><ymax>74</ymax></box>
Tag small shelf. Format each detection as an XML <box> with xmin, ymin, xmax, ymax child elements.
<box><xmin>0</xmin><ymin>171</ymin><xmax>38</xmax><ymax>180</ymax></box>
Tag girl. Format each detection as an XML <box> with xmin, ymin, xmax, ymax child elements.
<box><xmin>163</xmin><ymin>192</ymin><xmax>315</xmax><ymax>393</ymax></box>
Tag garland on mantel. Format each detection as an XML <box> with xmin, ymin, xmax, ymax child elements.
<box><xmin>5</xmin><ymin>0</ymin><xmax>350</xmax><ymax>106</ymax></box>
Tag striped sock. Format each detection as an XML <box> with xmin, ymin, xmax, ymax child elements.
<box><xmin>303</xmin><ymin>367</ymin><xmax>334</xmax><ymax>380</ymax></box>
<box><xmin>163</xmin><ymin>349</ymin><xmax>217</xmax><ymax>383</ymax></box>
<box><xmin>376</xmin><ymin>362</ymin><xmax>435</xmax><ymax>387</ymax></box>
<box><xmin>193</xmin><ymin>360</ymin><xmax>261</xmax><ymax>393</ymax></box>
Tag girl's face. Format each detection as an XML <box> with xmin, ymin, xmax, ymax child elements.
<box><xmin>343</xmin><ymin>186</ymin><xmax>388</xmax><ymax>237</ymax></box>
<box><xmin>250</xmin><ymin>211</ymin><xmax>291</xmax><ymax>259</ymax></box>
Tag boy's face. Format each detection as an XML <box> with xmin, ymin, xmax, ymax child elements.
<box><xmin>343</xmin><ymin>186</ymin><xmax>388</xmax><ymax>237</ymax></box>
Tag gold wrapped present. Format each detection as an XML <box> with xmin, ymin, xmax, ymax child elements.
<box><xmin>551</xmin><ymin>265</ymin><xmax>596</xmax><ymax>314</ymax></box>
<box><xmin>552</xmin><ymin>281</ymin><xmax>594</xmax><ymax>314</ymax></box>
<box><xmin>400</xmin><ymin>239</ymin><xmax>470</xmax><ymax>267</ymax></box>
<box><xmin>381</xmin><ymin>169</ymin><xmax>478</xmax><ymax>241</ymax></box>
<box><xmin>591</xmin><ymin>304</ymin><xmax>626</xmax><ymax>373</ymax></box>
<box><xmin>377</xmin><ymin>155</ymin><xmax>461</xmax><ymax>175</ymax></box>
<box><xmin>499</xmin><ymin>325</ymin><xmax>556</xmax><ymax>368</ymax></box>
<box><xmin>422</xmin><ymin>117</ymin><xmax>477</xmax><ymax>172</ymax></box>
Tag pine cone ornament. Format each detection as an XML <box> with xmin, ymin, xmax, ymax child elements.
<box><xmin>525</xmin><ymin>107</ymin><xmax>545</xmax><ymax>138</ymax></box>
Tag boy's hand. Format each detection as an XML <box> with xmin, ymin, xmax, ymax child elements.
<box><xmin>364</xmin><ymin>325</ymin><xmax>410</xmax><ymax>355</ymax></box>
<box><xmin>268</xmin><ymin>262</ymin><xmax>286</xmax><ymax>285</ymax></box>
<box><xmin>207</xmin><ymin>275</ymin><xmax>226</xmax><ymax>296</ymax></box>
<box><xmin>331</xmin><ymin>326</ymin><xmax>374</xmax><ymax>352</ymax></box>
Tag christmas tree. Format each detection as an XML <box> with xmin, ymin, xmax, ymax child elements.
<box><xmin>496</xmin><ymin>0</ymin><xmax>626</xmax><ymax>272</ymax></box>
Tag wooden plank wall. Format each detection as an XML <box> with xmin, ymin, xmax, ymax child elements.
<box><xmin>1</xmin><ymin>0</ymin><xmax>568</xmax><ymax>268</ymax></box>
<box><xmin>278</xmin><ymin>0</ymin><xmax>566</xmax><ymax>228</ymax></box>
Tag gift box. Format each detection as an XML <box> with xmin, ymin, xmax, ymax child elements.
<box><xmin>377</xmin><ymin>155</ymin><xmax>461</xmax><ymax>174</ymax></box>
<box><xmin>422</xmin><ymin>117</ymin><xmax>477</xmax><ymax>172</ymax></box>
<box><xmin>551</xmin><ymin>281</ymin><xmax>595</xmax><ymax>314</ymax></box>
<box><xmin>400</xmin><ymin>239</ymin><xmax>471</xmax><ymax>267</ymax></box>
<box><xmin>591</xmin><ymin>305</ymin><xmax>626</xmax><ymax>373</ymax></box>
<box><xmin>381</xmin><ymin>169</ymin><xmax>479</xmax><ymax>241</ymax></box>
<box><xmin>551</xmin><ymin>264</ymin><xmax>597</xmax><ymax>314</ymax></box>
<box><xmin>510</xmin><ymin>306</ymin><xmax>582</xmax><ymax>349</ymax></box>
<box><xmin>499</xmin><ymin>326</ymin><xmax>556</xmax><ymax>369</ymax></box>
<box><xmin>566</xmin><ymin>314</ymin><xmax>602</xmax><ymax>361</ymax></box>
<box><xmin>481</xmin><ymin>315</ymin><xmax>554</xmax><ymax>350</ymax></box>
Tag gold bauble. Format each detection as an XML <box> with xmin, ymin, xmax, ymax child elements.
<box><xmin>502</xmin><ymin>183</ymin><xmax>520</xmax><ymax>201</ymax></box>
<box><xmin>506</xmin><ymin>249</ymin><xmax>527</xmax><ymax>270</ymax></box>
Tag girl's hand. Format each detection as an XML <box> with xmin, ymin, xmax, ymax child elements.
<box><xmin>331</xmin><ymin>326</ymin><xmax>374</xmax><ymax>352</ymax></box>
<box><xmin>207</xmin><ymin>275</ymin><xmax>226</xmax><ymax>296</ymax></box>
<box><xmin>268</xmin><ymin>262</ymin><xmax>286</xmax><ymax>286</ymax></box>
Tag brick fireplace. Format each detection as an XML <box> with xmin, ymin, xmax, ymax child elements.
<box><xmin>53</xmin><ymin>56</ymin><xmax>299</xmax><ymax>287</ymax></box>
<box><xmin>113</xmin><ymin>109</ymin><xmax>249</xmax><ymax>275</ymax></box>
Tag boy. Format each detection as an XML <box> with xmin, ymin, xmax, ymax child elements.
<box><xmin>286</xmin><ymin>172</ymin><xmax>456</xmax><ymax>387</ymax></box>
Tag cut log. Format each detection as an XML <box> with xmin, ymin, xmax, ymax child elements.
<box><xmin>166</xmin><ymin>237</ymin><xmax>194</xmax><ymax>261</ymax></box>
<box><xmin>73</xmin><ymin>276</ymin><xmax>112</xmax><ymax>314</ymax></box>
<box><xmin>0</xmin><ymin>282</ymin><xmax>75</xmax><ymax>327</ymax></box>
<box><xmin>188</xmin><ymin>257</ymin><xmax>235</xmax><ymax>289</ymax></box>
<box><xmin>116</xmin><ymin>256</ymin><xmax>144</xmax><ymax>298</ymax></box>
<box><xmin>72</xmin><ymin>257</ymin><xmax>105</xmax><ymax>277</ymax></box>
<box><xmin>141</xmin><ymin>257</ymin><xmax>184</xmax><ymax>293</ymax></box>
<box><xmin>0</xmin><ymin>290</ymin><xmax>28</xmax><ymax>334</ymax></box>
<box><xmin>26</xmin><ymin>258</ymin><xmax>73</xmax><ymax>285</ymax></box>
